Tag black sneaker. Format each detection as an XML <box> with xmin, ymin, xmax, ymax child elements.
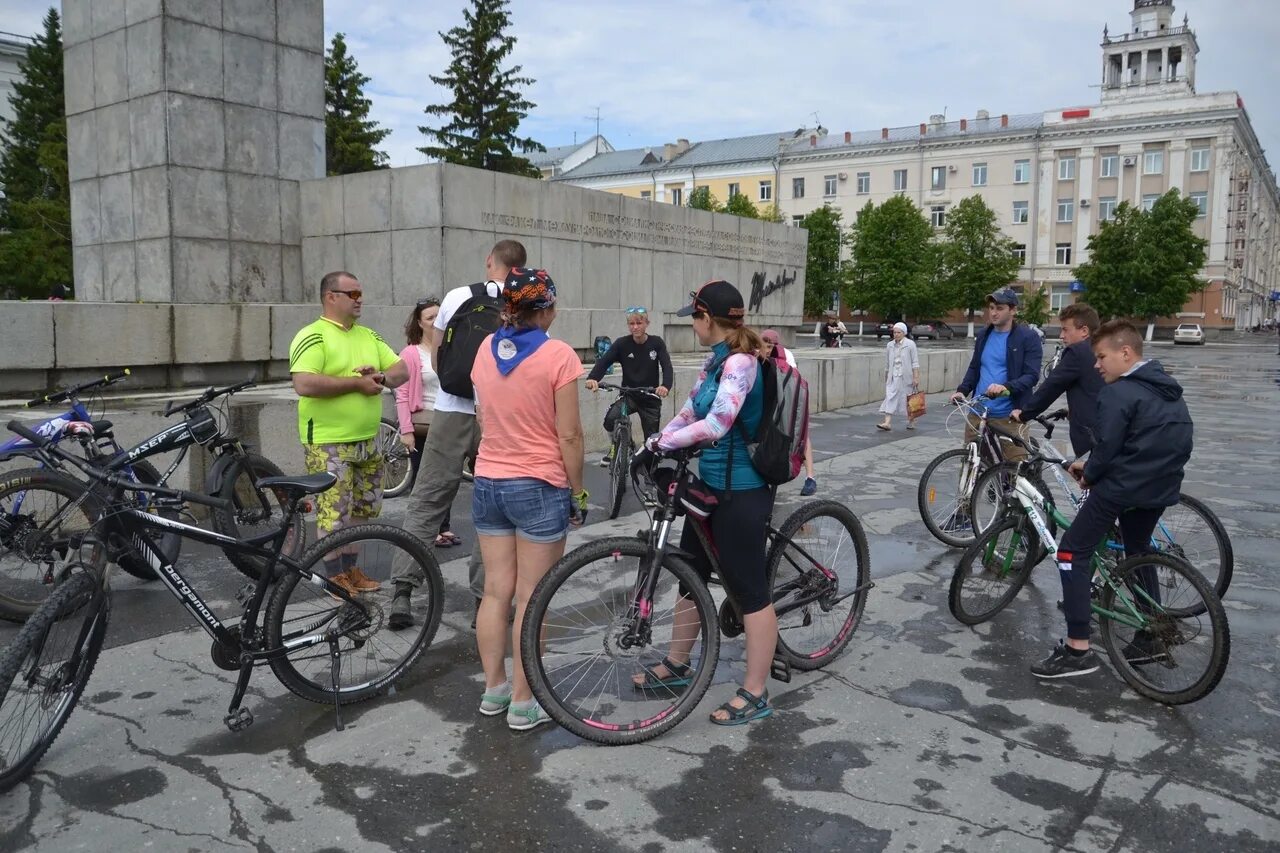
<box><xmin>388</xmin><ymin>583</ymin><xmax>414</xmax><ymax>630</ymax></box>
<box><xmin>1122</xmin><ymin>630</ymin><xmax>1170</xmax><ymax>666</ymax></box>
<box><xmin>598</xmin><ymin>451</ymin><xmax>614</xmax><ymax>468</ymax></box>
<box><xmin>1030</xmin><ymin>641</ymin><xmax>1100</xmax><ymax>679</ymax></box>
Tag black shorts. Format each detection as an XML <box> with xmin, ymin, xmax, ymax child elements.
<box><xmin>678</xmin><ymin>484</ymin><xmax>775</xmax><ymax>614</ymax></box>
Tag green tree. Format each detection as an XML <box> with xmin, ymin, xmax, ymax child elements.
<box><xmin>324</xmin><ymin>33</ymin><xmax>391</xmax><ymax>176</ymax></box>
<box><xmin>687</xmin><ymin>186</ymin><xmax>722</xmax><ymax>212</ymax></box>
<box><xmin>418</xmin><ymin>0</ymin><xmax>543</xmax><ymax>177</ymax></box>
<box><xmin>759</xmin><ymin>203</ymin><xmax>784</xmax><ymax>224</ymax></box>
<box><xmin>1020</xmin><ymin>283</ymin><xmax>1050</xmax><ymax>327</ymax></box>
<box><xmin>939</xmin><ymin>195</ymin><xmax>1020</xmax><ymax>335</ymax></box>
<box><xmin>0</xmin><ymin>8</ymin><xmax>71</xmax><ymax>299</ymax></box>
<box><xmin>723</xmin><ymin>191</ymin><xmax>760</xmax><ymax>219</ymax></box>
<box><xmin>845</xmin><ymin>197</ymin><xmax>942</xmax><ymax>321</ymax></box>
<box><xmin>800</xmin><ymin>205</ymin><xmax>844</xmax><ymax>317</ymax></box>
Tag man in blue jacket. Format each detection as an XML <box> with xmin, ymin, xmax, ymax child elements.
<box><xmin>1013</xmin><ymin>302</ymin><xmax>1105</xmax><ymax>455</ymax></box>
<box><xmin>1033</xmin><ymin>320</ymin><xmax>1194</xmax><ymax>680</ymax></box>
<box><xmin>950</xmin><ymin>287</ymin><xmax>1043</xmax><ymax>457</ymax></box>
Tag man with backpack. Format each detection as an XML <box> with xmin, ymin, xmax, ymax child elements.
<box><xmin>389</xmin><ymin>239</ymin><xmax>526</xmax><ymax>630</ymax></box>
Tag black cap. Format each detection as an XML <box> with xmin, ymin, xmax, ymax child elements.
<box><xmin>675</xmin><ymin>279</ymin><xmax>745</xmax><ymax>322</ymax></box>
<box><xmin>987</xmin><ymin>287</ymin><xmax>1019</xmax><ymax>307</ymax></box>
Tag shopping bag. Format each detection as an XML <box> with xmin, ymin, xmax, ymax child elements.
<box><xmin>906</xmin><ymin>386</ymin><xmax>927</xmax><ymax>418</ymax></box>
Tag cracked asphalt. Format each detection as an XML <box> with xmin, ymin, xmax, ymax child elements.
<box><xmin>1</xmin><ymin>338</ymin><xmax>1277</xmax><ymax>852</ymax></box>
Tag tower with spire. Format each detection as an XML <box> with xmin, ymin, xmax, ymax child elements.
<box><xmin>1101</xmin><ymin>0</ymin><xmax>1199</xmax><ymax>101</ymax></box>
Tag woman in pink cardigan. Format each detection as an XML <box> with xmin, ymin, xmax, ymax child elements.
<box><xmin>395</xmin><ymin>297</ymin><xmax>460</xmax><ymax>547</ymax></box>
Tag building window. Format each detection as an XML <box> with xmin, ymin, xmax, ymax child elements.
<box><xmin>1058</xmin><ymin>156</ymin><xmax>1076</xmax><ymax>181</ymax></box>
<box><xmin>930</xmin><ymin>205</ymin><xmax>947</xmax><ymax>228</ymax></box>
<box><xmin>972</xmin><ymin>163</ymin><xmax>987</xmax><ymax>186</ymax></box>
<box><xmin>727</xmin><ymin>182</ymin><xmax>739</xmax><ymax>199</ymax></box>
<box><xmin>1098</xmin><ymin>196</ymin><xmax>1117</xmax><ymax>221</ymax></box>
<box><xmin>1190</xmin><ymin>147</ymin><xmax>1210</xmax><ymax>172</ymax></box>
<box><xmin>670</xmin><ymin>187</ymin><xmax>683</xmax><ymax>206</ymax></box>
<box><xmin>1057</xmin><ymin>198</ymin><xmax>1074</xmax><ymax>223</ymax></box>
<box><xmin>854</xmin><ymin>173</ymin><xmax>869</xmax><ymax>194</ymax></box>
<box><xmin>639</xmin><ymin>190</ymin><xmax>651</xmax><ymax>200</ymax></box>
<box><xmin>1142</xmin><ymin>193</ymin><xmax>1159</xmax><ymax>212</ymax></box>
<box><xmin>759</xmin><ymin>180</ymin><xmax>772</xmax><ymax>202</ymax></box>
<box><xmin>792</xmin><ymin>177</ymin><xmax>805</xmax><ymax>199</ymax></box>
<box><xmin>1055</xmin><ymin>243</ymin><xmax>1072</xmax><ymax>265</ymax></box>
<box><xmin>1012</xmin><ymin>201</ymin><xmax>1029</xmax><ymax>224</ymax></box>
<box><xmin>1190</xmin><ymin>191</ymin><xmax>1208</xmax><ymax>217</ymax></box>
<box><xmin>1099</xmin><ymin>154</ymin><xmax>1119</xmax><ymax>178</ymax></box>
<box><xmin>1144</xmin><ymin>149</ymin><xmax>1164</xmax><ymax>175</ymax></box>
<box><xmin>1012</xmin><ymin>243</ymin><xmax>1027</xmax><ymax>265</ymax></box>
<box><xmin>791</xmin><ymin>214</ymin><xmax>805</xmax><ymax>227</ymax></box>
<box><xmin>930</xmin><ymin>166</ymin><xmax>946</xmax><ymax>190</ymax></box>
<box><xmin>1014</xmin><ymin>159</ymin><xmax>1030</xmax><ymax>184</ymax></box>
<box><xmin>893</xmin><ymin>169</ymin><xmax>908</xmax><ymax>191</ymax></box>
<box><xmin>1050</xmin><ymin>286</ymin><xmax>1072</xmax><ymax>311</ymax></box>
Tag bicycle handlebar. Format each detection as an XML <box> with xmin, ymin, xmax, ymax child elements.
<box><xmin>25</xmin><ymin>369</ymin><xmax>131</xmax><ymax>409</ymax></box>
<box><xmin>163</xmin><ymin>379</ymin><xmax>256</xmax><ymax>417</ymax></box>
<box><xmin>595</xmin><ymin>382</ymin><xmax>659</xmax><ymax>395</ymax></box>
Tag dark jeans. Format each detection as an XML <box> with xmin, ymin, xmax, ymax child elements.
<box><xmin>1056</xmin><ymin>491</ymin><xmax>1163</xmax><ymax>641</ymax></box>
<box><xmin>678</xmin><ymin>485</ymin><xmax>775</xmax><ymax>614</ymax></box>
<box><xmin>604</xmin><ymin>393</ymin><xmax>662</xmax><ymax>444</ymax></box>
<box><xmin>408</xmin><ymin>430</ymin><xmax>451</xmax><ymax>536</ymax></box>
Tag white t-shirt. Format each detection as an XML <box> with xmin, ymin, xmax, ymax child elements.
<box><xmin>416</xmin><ymin>344</ymin><xmax>440</xmax><ymax>412</ymax></box>
<box><xmin>432</xmin><ymin>280</ymin><xmax>502</xmax><ymax>415</ymax></box>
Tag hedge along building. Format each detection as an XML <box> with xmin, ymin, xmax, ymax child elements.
<box><xmin>0</xmin><ymin>0</ymin><xmax>805</xmax><ymax>394</ymax></box>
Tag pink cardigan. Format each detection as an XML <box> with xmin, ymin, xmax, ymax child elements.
<box><xmin>394</xmin><ymin>344</ymin><xmax>425</xmax><ymax>436</ymax></box>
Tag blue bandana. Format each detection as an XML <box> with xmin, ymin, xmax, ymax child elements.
<box><xmin>491</xmin><ymin>325</ymin><xmax>550</xmax><ymax>376</ymax></box>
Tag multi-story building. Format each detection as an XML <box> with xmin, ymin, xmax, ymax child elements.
<box><xmin>556</xmin><ymin>0</ymin><xmax>1279</xmax><ymax>330</ymax></box>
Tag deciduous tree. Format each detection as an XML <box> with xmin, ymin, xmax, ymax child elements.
<box><xmin>800</xmin><ymin>205</ymin><xmax>844</xmax><ymax>317</ymax></box>
<box><xmin>687</xmin><ymin>186</ymin><xmax>722</xmax><ymax>212</ymax></box>
<box><xmin>845</xmin><ymin>197</ymin><xmax>942</xmax><ymax>322</ymax></box>
<box><xmin>939</xmin><ymin>195</ymin><xmax>1020</xmax><ymax>336</ymax></box>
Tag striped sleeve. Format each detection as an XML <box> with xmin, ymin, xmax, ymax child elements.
<box><xmin>289</xmin><ymin>328</ymin><xmax>325</xmax><ymax>373</ymax></box>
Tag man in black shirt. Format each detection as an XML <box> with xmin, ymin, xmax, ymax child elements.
<box><xmin>586</xmin><ymin>307</ymin><xmax>674</xmax><ymax>466</ymax></box>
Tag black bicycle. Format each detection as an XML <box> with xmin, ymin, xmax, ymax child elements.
<box><xmin>520</xmin><ymin>443</ymin><xmax>872</xmax><ymax>744</ymax></box>
<box><xmin>596</xmin><ymin>382</ymin><xmax>659</xmax><ymax>519</ymax></box>
<box><xmin>0</xmin><ymin>419</ymin><xmax>444</xmax><ymax>794</ymax></box>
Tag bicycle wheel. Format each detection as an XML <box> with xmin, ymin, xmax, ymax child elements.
<box><xmin>522</xmin><ymin>536</ymin><xmax>719</xmax><ymax>745</ymax></box>
<box><xmin>111</xmin><ymin>459</ymin><xmax>179</xmax><ymax>581</ymax></box>
<box><xmin>607</xmin><ymin>431</ymin><xmax>631</xmax><ymax>520</ymax></box>
<box><xmin>768</xmin><ymin>500</ymin><xmax>870</xmax><ymax>670</ymax></box>
<box><xmin>949</xmin><ymin>517</ymin><xmax>1037</xmax><ymax>625</ymax></box>
<box><xmin>212</xmin><ymin>452</ymin><xmax>306</xmax><ymax>581</ymax></box>
<box><xmin>1099</xmin><ymin>553</ymin><xmax>1229</xmax><ymax>705</ymax></box>
<box><xmin>1145</xmin><ymin>494</ymin><xmax>1233</xmax><ymax>602</ymax></box>
<box><xmin>0</xmin><ymin>470</ymin><xmax>104</xmax><ymax>623</ymax></box>
<box><xmin>378</xmin><ymin>418</ymin><xmax>415</xmax><ymax>499</ymax></box>
<box><xmin>970</xmin><ymin>463</ymin><xmax>1056</xmax><ymax>565</ymax></box>
<box><xmin>266</xmin><ymin>524</ymin><xmax>442</xmax><ymax>705</ymax></box>
<box><xmin>918</xmin><ymin>448</ymin><xmax>982</xmax><ymax>547</ymax></box>
<box><xmin>0</xmin><ymin>572</ymin><xmax>109</xmax><ymax>793</ymax></box>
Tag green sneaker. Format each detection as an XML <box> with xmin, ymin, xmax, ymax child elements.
<box><xmin>479</xmin><ymin>682</ymin><xmax>513</xmax><ymax>716</ymax></box>
<box><xmin>507</xmin><ymin>700</ymin><xmax>554</xmax><ymax>731</ymax></box>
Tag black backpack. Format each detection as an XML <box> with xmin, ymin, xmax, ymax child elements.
<box><xmin>437</xmin><ymin>282</ymin><xmax>503</xmax><ymax>399</ymax></box>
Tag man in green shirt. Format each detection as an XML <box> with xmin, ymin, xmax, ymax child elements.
<box><xmin>289</xmin><ymin>271</ymin><xmax>408</xmax><ymax>595</ymax></box>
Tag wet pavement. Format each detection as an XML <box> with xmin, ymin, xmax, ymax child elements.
<box><xmin>1</xmin><ymin>339</ymin><xmax>1277</xmax><ymax>851</ymax></box>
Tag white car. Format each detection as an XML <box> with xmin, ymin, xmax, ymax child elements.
<box><xmin>1173</xmin><ymin>323</ymin><xmax>1205</xmax><ymax>345</ymax></box>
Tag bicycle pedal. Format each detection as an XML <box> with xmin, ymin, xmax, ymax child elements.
<box><xmin>223</xmin><ymin>707</ymin><xmax>254</xmax><ymax>732</ymax></box>
<box><xmin>770</xmin><ymin>657</ymin><xmax>792</xmax><ymax>684</ymax></box>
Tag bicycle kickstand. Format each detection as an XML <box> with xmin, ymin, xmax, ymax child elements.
<box><xmin>328</xmin><ymin>638</ymin><xmax>344</xmax><ymax>732</ymax></box>
<box><xmin>223</xmin><ymin>659</ymin><xmax>255</xmax><ymax>733</ymax></box>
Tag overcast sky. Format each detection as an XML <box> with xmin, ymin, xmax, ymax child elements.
<box><xmin>2</xmin><ymin>0</ymin><xmax>1277</xmax><ymax>169</ymax></box>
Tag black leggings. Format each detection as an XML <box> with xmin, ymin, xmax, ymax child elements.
<box><xmin>678</xmin><ymin>485</ymin><xmax>775</xmax><ymax>614</ymax></box>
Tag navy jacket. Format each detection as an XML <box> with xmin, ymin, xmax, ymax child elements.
<box><xmin>1018</xmin><ymin>339</ymin><xmax>1105</xmax><ymax>455</ymax></box>
<box><xmin>957</xmin><ymin>323</ymin><xmax>1043</xmax><ymax>410</ymax></box>
<box><xmin>1082</xmin><ymin>360</ymin><xmax>1192</xmax><ymax>508</ymax></box>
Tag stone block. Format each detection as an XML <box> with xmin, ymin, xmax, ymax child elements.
<box><xmin>276</xmin><ymin>0</ymin><xmax>323</xmax><ymax>51</ymax></box>
<box><xmin>167</xmin><ymin>93</ymin><xmax>226</xmax><ymax>169</ymax></box>
<box><xmin>539</xmin><ymin>180</ymin><xmax>583</xmax><ymax>240</ymax></box>
<box><xmin>66</xmin><ymin>112</ymin><xmax>96</xmax><ymax>181</ymax></box>
<box><xmin>125</xmin><ymin>0</ymin><xmax>163</xmax><ymax>26</ymax></box>
<box><xmin>129</xmin><ymin>93</ymin><xmax>168</xmax><ymax>169</ymax></box>
<box><xmin>343</xmin><ymin>232</ymin><xmax>392</xmax><ymax>299</ymax></box>
<box><xmin>223</xmin><ymin>0</ymin><xmax>275</xmax><ymax>40</ymax></box>
<box><xmin>63</xmin><ymin>0</ymin><xmax>93</xmax><ymax>46</ymax></box>
<box><xmin>551</xmin><ymin>309</ymin><xmax>592</xmax><ymax>351</ymax></box>
<box><xmin>277</xmin><ymin>46</ymin><xmax>322</xmax><ymax>117</ymax></box>
<box><xmin>135</xmin><ymin>237</ymin><xmax>172</xmax><ymax>302</ymax></box>
<box><xmin>165</xmin><ymin>19</ymin><xmax>223</xmax><ymax>99</ymax></box>
<box><xmin>355</xmin><ymin>306</ymin><xmax>404</xmax><ymax>346</ymax></box>
<box><xmin>0</xmin><ymin>303</ymin><xmax>54</xmax><ymax>371</ymax></box>
<box><xmin>63</xmin><ymin>42</ymin><xmax>94</xmax><ymax>116</ymax></box>
<box><xmin>225</xmin><ymin>104</ymin><xmax>278</xmax><ymax>176</ymax></box>
<box><xmin>277</xmin><ymin>115</ymin><xmax>323</xmax><ymax>180</ymax></box>
<box><xmin>126</xmin><ymin>17</ymin><xmax>164</xmax><ymax>98</ymax></box>
<box><xmin>391</xmin><ymin>165</ymin><xmax>443</xmax><ymax>230</ymax></box>
<box><xmin>342</xmin><ymin>170</ymin><xmax>392</xmax><ymax>233</ymax></box>
<box><xmin>172</xmin><ymin>238</ymin><xmax>231</xmax><ymax>302</ymax></box>
<box><xmin>301</xmin><ymin>235</ymin><xmax>345</xmax><ymax>298</ymax></box>
<box><xmin>580</xmin><ymin>190</ymin><xmax>621</xmax><ymax>248</ymax></box>
<box><xmin>170</xmin><ymin>167</ymin><xmax>228</xmax><ymax>239</ymax></box>
<box><xmin>738</xmin><ymin>217</ymin><xmax>766</xmax><ymax>264</ymax></box>
<box><xmin>54</xmin><ymin>303</ymin><xmax>172</xmax><ymax>367</ymax></box>
<box><xmin>644</xmin><ymin>199</ymin><xmax>686</xmax><ymax>255</ymax></box>
<box><xmin>651</xmin><ymin>252</ymin><xmax>685</xmax><ymax>313</ymax></box>
<box><xmin>174</xmin><ymin>304</ymin><xmax>272</xmax><ymax>362</ymax></box>
<box><xmin>682</xmin><ymin>254</ymin><xmax>717</xmax><ymax>295</ymax></box>
<box><xmin>167</xmin><ymin>0</ymin><xmax>222</xmax><ymax>27</ymax></box>
<box><xmin>103</xmin><ymin>242</ymin><xmax>138</xmax><ymax>301</ymax></box>
<box><xmin>279</xmin><ymin>179</ymin><xmax>301</xmax><ymax>244</ymax></box>
<box><xmin>72</xmin><ymin>244</ymin><xmax>104</xmax><ymax>301</ymax></box>
<box><xmin>391</xmin><ymin>228</ymin><xmax>445</xmax><ymax>305</ymax></box>
<box><xmin>299</xmin><ymin>176</ymin><xmax>343</xmax><ymax>236</ymax></box>
<box><xmin>492</xmin><ymin>171</ymin><xmax>542</xmax><ymax>241</ymax></box>
<box><xmin>98</xmin><ymin>172</ymin><xmax>135</xmax><ymax>243</ymax></box>
<box><xmin>224</xmin><ymin>32</ymin><xmax>277</xmax><ymax>110</ymax></box>
<box><xmin>230</xmin><ymin>241</ymin><xmax>283</xmax><ymax>302</ymax></box>
<box><xmin>440</xmin><ymin>165</ymin><xmax>495</xmax><ymax>234</ymax></box>
<box><xmin>581</xmin><ymin>244</ymin><xmax>620</xmax><ymax>309</ymax></box>
<box><xmin>281</xmin><ymin>244</ymin><xmax>304</xmax><ymax>302</ymax></box>
<box><xmin>227</xmin><ymin>174</ymin><xmax>281</xmax><ymax>242</ymax></box>
<box><xmin>131</xmin><ymin>167</ymin><xmax>169</xmax><ymax>239</ymax></box>
<box><xmin>539</xmin><ymin>236</ymin><xmax>582</xmax><ymax>309</ymax></box>
<box><xmin>441</xmin><ymin>228</ymin><xmax>498</xmax><ymax>295</ymax></box>
<box><xmin>94</xmin><ymin>102</ymin><xmax>131</xmax><ymax>176</ymax></box>
<box><xmin>271</xmin><ymin>305</ymin><xmax>318</xmax><ymax>360</ymax></box>
<box><xmin>618</xmin><ymin>247</ymin><xmax>653</xmax><ymax>313</ymax></box>
<box><xmin>91</xmin><ymin>0</ymin><xmax>126</xmax><ymax>38</ymax></box>
<box><xmin>69</xmin><ymin>179</ymin><xmax>101</xmax><ymax>246</ymax></box>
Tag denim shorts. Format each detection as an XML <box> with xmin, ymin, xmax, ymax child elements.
<box><xmin>471</xmin><ymin>477</ymin><xmax>570</xmax><ymax>543</ymax></box>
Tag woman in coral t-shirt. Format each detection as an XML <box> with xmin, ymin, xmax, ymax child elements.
<box><xmin>469</xmin><ymin>267</ymin><xmax>586</xmax><ymax>732</ymax></box>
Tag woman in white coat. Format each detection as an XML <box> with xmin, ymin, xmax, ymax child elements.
<box><xmin>876</xmin><ymin>322</ymin><xmax>920</xmax><ymax>431</ymax></box>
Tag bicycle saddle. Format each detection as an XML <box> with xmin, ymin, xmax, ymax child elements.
<box><xmin>254</xmin><ymin>472</ymin><xmax>337</xmax><ymax>496</ymax></box>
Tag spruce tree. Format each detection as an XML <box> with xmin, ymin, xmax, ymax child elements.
<box><xmin>0</xmin><ymin>8</ymin><xmax>71</xmax><ymax>299</ymax></box>
<box><xmin>418</xmin><ymin>0</ymin><xmax>543</xmax><ymax>177</ymax></box>
<box><xmin>324</xmin><ymin>33</ymin><xmax>391</xmax><ymax>175</ymax></box>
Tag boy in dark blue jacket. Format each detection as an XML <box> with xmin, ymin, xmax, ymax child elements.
<box><xmin>1013</xmin><ymin>302</ymin><xmax>1106</xmax><ymax>455</ymax></box>
<box><xmin>1033</xmin><ymin>320</ymin><xmax>1194</xmax><ymax>679</ymax></box>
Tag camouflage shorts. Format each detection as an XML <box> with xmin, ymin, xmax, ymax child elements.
<box><xmin>303</xmin><ymin>438</ymin><xmax>383</xmax><ymax>534</ymax></box>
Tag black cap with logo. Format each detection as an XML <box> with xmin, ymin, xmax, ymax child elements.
<box><xmin>675</xmin><ymin>279</ymin><xmax>745</xmax><ymax>323</ymax></box>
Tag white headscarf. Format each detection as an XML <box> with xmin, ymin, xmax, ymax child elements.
<box><xmin>893</xmin><ymin>322</ymin><xmax>908</xmax><ymax>335</ymax></box>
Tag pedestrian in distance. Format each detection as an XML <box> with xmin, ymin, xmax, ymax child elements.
<box><xmin>761</xmin><ymin>328</ymin><xmax>818</xmax><ymax>495</ymax></box>
<box><xmin>584</xmin><ymin>305</ymin><xmax>674</xmax><ymax>466</ymax></box>
<box><xmin>876</xmin><ymin>322</ymin><xmax>920</xmax><ymax>431</ymax></box>
<box><xmin>1012</xmin><ymin>303</ymin><xmax>1105</xmax><ymax>456</ymax></box>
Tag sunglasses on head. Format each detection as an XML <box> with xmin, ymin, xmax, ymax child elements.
<box><xmin>332</xmin><ymin>288</ymin><xmax>363</xmax><ymax>300</ymax></box>
<box><xmin>416</xmin><ymin>297</ymin><xmax>440</xmax><ymax>308</ymax></box>
<box><xmin>625</xmin><ymin>306</ymin><xmax>648</xmax><ymax>315</ymax></box>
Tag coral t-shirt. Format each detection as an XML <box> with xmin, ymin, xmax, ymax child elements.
<box><xmin>472</xmin><ymin>336</ymin><xmax>584</xmax><ymax>488</ymax></box>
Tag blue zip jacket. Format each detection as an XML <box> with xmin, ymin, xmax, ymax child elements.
<box><xmin>957</xmin><ymin>323</ymin><xmax>1043</xmax><ymax>410</ymax></box>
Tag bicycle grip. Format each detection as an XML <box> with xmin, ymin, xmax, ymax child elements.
<box><xmin>6</xmin><ymin>420</ymin><xmax>47</xmax><ymax>447</ymax></box>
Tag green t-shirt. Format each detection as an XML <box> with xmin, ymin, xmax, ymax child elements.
<box><xmin>289</xmin><ymin>317</ymin><xmax>399</xmax><ymax>444</ymax></box>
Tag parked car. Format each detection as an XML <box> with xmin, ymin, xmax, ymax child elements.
<box><xmin>1173</xmin><ymin>323</ymin><xmax>1205</xmax><ymax>345</ymax></box>
<box><xmin>911</xmin><ymin>321</ymin><xmax>956</xmax><ymax>340</ymax></box>
<box><xmin>876</xmin><ymin>320</ymin><xmax>912</xmax><ymax>340</ymax></box>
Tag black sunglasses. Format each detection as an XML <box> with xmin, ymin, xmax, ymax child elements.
<box><xmin>331</xmin><ymin>289</ymin><xmax>363</xmax><ymax>300</ymax></box>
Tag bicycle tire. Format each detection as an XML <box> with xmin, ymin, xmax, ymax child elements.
<box><xmin>1146</xmin><ymin>494</ymin><xmax>1233</xmax><ymax>602</ymax></box>
<box><xmin>768</xmin><ymin>500</ymin><xmax>870</xmax><ymax>670</ymax></box>
<box><xmin>0</xmin><ymin>470</ymin><xmax>105</xmax><ymax>623</ymax></box>
<box><xmin>522</xmin><ymin>536</ymin><xmax>720</xmax><ymax>745</ymax></box>
<box><xmin>212</xmin><ymin>452</ymin><xmax>306</xmax><ymax>580</ymax></box>
<box><xmin>970</xmin><ymin>462</ymin><xmax>1056</xmax><ymax>566</ymax></box>
<box><xmin>918</xmin><ymin>448</ymin><xmax>982</xmax><ymax>547</ymax></box>
<box><xmin>1098</xmin><ymin>553</ymin><xmax>1229</xmax><ymax>705</ymax></box>
<box><xmin>111</xmin><ymin>459</ymin><xmax>178</xmax><ymax>581</ymax></box>
<box><xmin>949</xmin><ymin>517</ymin><xmax>1037</xmax><ymax>625</ymax></box>
<box><xmin>607</xmin><ymin>431</ymin><xmax>631</xmax><ymax>520</ymax></box>
<box><xmin>378</xmin><ymin>418</ymin><xmax>415</xmax><ymax>499</ymax></box>
<box><xmin>266</xmin><ymin>524</ymin><xmax>442</xmax><ymax>705</ymax></box>
<box><xmin>0</xmin><ymin>572</ymin><xmax>109</xmax><ymax>793</ymax></box>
